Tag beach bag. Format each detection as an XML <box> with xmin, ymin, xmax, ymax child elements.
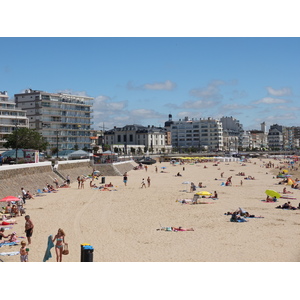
<box><xmin>62</xmin><ymin>244</ymin><xmax>69</xmax><ymax>255</ymax></box>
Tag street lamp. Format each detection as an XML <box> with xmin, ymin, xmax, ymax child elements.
<box><xmin>55</xmin><ymin>131</ymin><xmax>59</xmax><ymax>158</ymax></box>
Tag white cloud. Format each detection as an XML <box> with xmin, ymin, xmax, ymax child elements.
<box><xmin>222</xmin><ymin>103</ymin><xmax>254</xmax><ymax>110</ymax></box>
<box><xmin>143</xmin><ymin>80</ymin><xmax>177</xmax><ymax>91</ymax></box>
<box><xmin>266</xmin><ymin>86</ymin><xmax>291</xmax><ymax>97</ymax></box>
<box><xmin>127</xmin><ymin>80</ymin><xmax>177</xmax><ymax>91</ymax></box>
<box><xmin>182</xmin><ymin>100</ymin><xmax>219</xmax><ymax>109</ymax></box>
<box><xmin>92</xmin><ymin>94</ymin><xmax>165</xmax><ymax>129</ymax></box>
<box><xmin>189</xmin><ymin>80</ymin><xmax>225</xmax><ymax>100</ymax></box>
<box><xmin>253</xmin><ymin>97</ymin><xmax>290</xmax><ymax>104</ymax></box>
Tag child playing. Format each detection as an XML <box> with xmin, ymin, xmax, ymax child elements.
<box><xmin>20</xmin><ymin>241</ymin><xmax>29</xmax><ymax>262</ymax></box>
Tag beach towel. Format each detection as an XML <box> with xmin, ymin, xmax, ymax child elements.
<box><xmin>280</xmin><ymin>196</ymin><xmax>296</xmax><ymax>200</ymax></box>
<box><xmin>43</xmin><ymin>235</ymin><xmax>54</xmax><ymax>262</ymax></box>
<box><xmin>0</xmin><ymin>251</ymin><xmax>19</xmax><ymax>256</ymax></box>
<box><xmin>0</xmin><ymin>226</ymin><xmax>13</xmax><ymax>230</ymax></box>
<box><xmin>0</xmin><ymin>241</ymin><xmax>18</xmax><ymax>247</ymax></box>
<box><xmin>261</xmin><ymin>200</ymin><xmax>277</xmax><ymax>203</ymax></box>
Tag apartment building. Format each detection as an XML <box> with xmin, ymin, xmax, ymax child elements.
<box><xmin>0</xmin><ymin>91</ymin><xmax>29</xmax><ymax>150</ymax></box>
<box><xmin>170</xmin><ymin>116</ymin><xmax>223</xmax><ymax>151</ymax></box>
<box><xmin>220</xmin><ymin>116</ymin><xmax>244</xmax><ymax>151</ymax></box>
<box><xmin>15</xmin><ymin>89</ymin><xmax>93</xmax><ymax>153</ymax></box>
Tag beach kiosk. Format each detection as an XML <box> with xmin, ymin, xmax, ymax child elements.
<box><xmin>23</xmin><ymin>149</ymin><xmax>39</xmax><ymax>163</ymax></box>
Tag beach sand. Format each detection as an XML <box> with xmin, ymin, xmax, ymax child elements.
<box><xmin>3</xmin><ymin>157</ymin><xmax>300</xmax><ymax>262</ymax></box>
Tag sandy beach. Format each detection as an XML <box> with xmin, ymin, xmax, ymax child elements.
<box><xmin>2</xmin><ymin>157</ymin><xmax>300</xmax><ymax>262</ymax></box>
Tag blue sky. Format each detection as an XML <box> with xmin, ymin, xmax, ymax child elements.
<box><xmin>1</xmin><ymin>37</ymin><xmax>299</xmax><ymax>131</ymax></box>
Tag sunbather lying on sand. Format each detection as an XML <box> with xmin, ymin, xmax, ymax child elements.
<box><xmin>276</xmin><ymin>202</ymin><xmax>297</xmax><ymax>210</ymax></box>
<box><xmin>157</xmin><ymin>226</ymin><xmax>194</xmax><ymax>231</ymax></box>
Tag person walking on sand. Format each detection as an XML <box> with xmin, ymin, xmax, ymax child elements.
<box><xmin>77</xmin><ymin>176</ymin><xmax>81</xmax><ymax>189</ymax></box>
<box><xmin>123</xmin><ymin>172</ymin><xmax>128</xmax><ymax>186</ymax></box>
<box><xmin>155</xmin><ymin>166</ymin><xmax>158</xmax><ymax>173</ymax></box>
<box><xmin>80</xmin><ymin>176</ymin><xmax>85</xmax><ymax>189</ymax></box>
<box><xmin>66</xmin><ymin>174</ymin><xmax>70</xmax><ymax>186</ymax></box>
<box><xmin>24</xmin><ymin>215</ymin><xmax>34</xmax><ymax>245</ymax></box>
<box><xmin>147</xmin><ymin>176</ymin><xmax>151</xmax><ymax>187</ymax></box>
<box><xmin>52</xmin><ymin>228</ymin><xmax>67</xmax><ymax>262</ymax></box>
<box><xmin>141</xmin><ymin>178</ymin><xmax>146</xmax><ymax>188</ymax></box>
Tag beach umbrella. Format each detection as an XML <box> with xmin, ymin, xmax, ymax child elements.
<box><xmin>195</xmin><ymin>191</ymin><xmax>212</xmax><ymax>196</ymax></box>
<box><xmin>161</xmin><ymin>166</ymin><xmax>166</xmax><ymax>169</ymax></box>
<box><xmin>0</xmin><ymin>196</ymin><xmax>20</xmax><ymax>202</ymax></box>
<box><xmin>265</xmin><ymin>190</ymin><xmax>281</xmax><ymax>199</ymax></box>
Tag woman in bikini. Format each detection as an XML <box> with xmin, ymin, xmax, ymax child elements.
<box><xmin>52</xmin><ymin>228</ymin><xmax>67</xmax><ymax>262</ymax></box>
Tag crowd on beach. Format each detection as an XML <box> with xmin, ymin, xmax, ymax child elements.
<box><xmin>1</xmin><ymin>156</ymin><xmax>300</xmax><ymax>261</ymax></box>
<box><xmin>0</xmin><ymin>174</ymin><xmax>74</xmax><ymax>262</ymax></box>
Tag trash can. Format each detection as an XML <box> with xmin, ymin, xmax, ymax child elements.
<box><xmin>81</xmin><ymin>244</ymin><xmax>94</xmax><ymax>262</ymax></box>
<box><xmin>101</xmin><ymin>176</ymin><xmax>105</xmax><ymax>184</ymax></box>
<box><xmin>80</xmin><ymin>243</ymin><xmax>90</xmax><ymax>262</ymax></box>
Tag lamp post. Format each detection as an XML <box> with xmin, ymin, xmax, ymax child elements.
<box><xmin>15</xmin><ymin>116</ymin><xmax>19</xmax><ymax>164</ymax></box>
<box><xmin>56</xmin><ymin>131</ymin><xmax>59</xmax><ymax>159</ymax></box>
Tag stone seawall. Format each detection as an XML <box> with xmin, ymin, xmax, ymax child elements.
<box><xmin>0</xmin><ymin>160</ymin><xmax>138</xmax><ymax>199</ymax></box>
<box><xmin>56</xmin><ymin>161</ymin><xmax>94</xmax><ymax>183</ymax></box>
<box><xmin>0</xmin><ymin>163</ymin><xmax>54</xmax><ymax>198</ymax></box>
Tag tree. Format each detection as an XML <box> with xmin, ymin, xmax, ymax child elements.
<box><xmin>3</xmin><ymin>127</ymin><xmax>49</xmax><ymax>152</ymax></box>
<box><xmin>103</xmin><ymin>144</ymin><xmax>111</xmax><ymax>151</ymax></box>
<box><xmin>93</xmin><ymin>146</ymin><xmax>100</xmax><ymax>154</ymax></box>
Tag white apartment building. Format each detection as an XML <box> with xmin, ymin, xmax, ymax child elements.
<box><xmin>15</xmin><ymin>89</ymin><xmax>93</xmax><ymax>153</ymax></box>
<box><xmin>0</xmin><ymin>91</ymin><xmax>29</xmax><ymax>150</ymax></box>
<box><xmin>220</xmin><ymin>116</ymin><xmax>245</xmax><ymax>151</ymax></box>
<box><xmin>104</xmin><ymin>124</ymin><xmax>170</xmax><ymax>154</ymax></box>
<box><xmin>170</xmin><ymin>117</ymin><xmax>223</xmax><ymax>151</ymax></box>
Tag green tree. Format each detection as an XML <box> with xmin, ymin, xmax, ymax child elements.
<box><xmin>4</xmin><ymin>128</ymin><xmax>49</xmax><ymax>152</ymax></box>
<box><xmin>130</xmin><ymin>147</ymin><xmax>136</xmax><ymax>154</ymax></box>
<box><xmin>93</xmin><ymin>146</ymin><xmax>100</xmax><ymax>154</ymax></box>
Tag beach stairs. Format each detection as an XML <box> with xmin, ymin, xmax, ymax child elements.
<box><xmin>53</xmin><ymin>168</ymin><xmax>66</xmax><ymax>181</ymax></box>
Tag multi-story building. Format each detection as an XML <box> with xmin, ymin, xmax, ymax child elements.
<box><xmin>0</xmin><ymin>91</ymin><xmax>29</xmax><ymax>150</ymax></box>
<box><xmin>104</xmin><ymin>124</ymin><xmax>169</xmax><ymax>154</ymax></box>
<box><xmin>15</xmin><ymin>89</ymin><xmax>93</xmax><ymax>153</ymax></box>
<box><xmin>249</xmin><ymin>122</ymin><xmax>268</xmax><ymax>150</ymax></box>
<box><xmin>220</xmin><ymin>116</ymin><xmax>244</xmax><ymax>152</ymax></box>
<box><xmin>267</xmin><ymin>124</ymin><xmax>285</xmax><ymax>150</ymax></box>
<box><xmin>170</xmin><ymin>116</ymin><xmax>223</xmax><ymax>151</ymax></box>
<box><xmin>164</xmin><ymin>114</ymin><xmax>173</xmax><ymax>147</ymax></box>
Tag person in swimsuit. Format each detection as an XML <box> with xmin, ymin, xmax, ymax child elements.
<box><xmin>123</xmin><ymin>172</ymin><xmax>128</xmax><ymax>186</ymax></box>
<box><xmin>0</xmin><ymin>227</ymin><xmax>10</xmax><ymax>242</ymax></box>
<box><xmin>20</xmin><ymin>241</ymin><xmax>29</xmax><ymax>262</ymax></box>
<box><xmin>52</xmin><ymin>228</ymin><xmax>67</xmax><ymax>262</ymax></box>
<box><xmin>24</xmin><ymin>215</ymin><xmax>34</xmax><ymax>245</ymax></box>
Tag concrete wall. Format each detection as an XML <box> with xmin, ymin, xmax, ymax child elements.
<box><xmin>0</xmin><ymin>160</ymin><xmax>138</xmax><ymax>199</ymax></box>
<box><xmin>0</xmin><ymin>162</ymin><xmax>54</xmax><ymax>198</ymax></box>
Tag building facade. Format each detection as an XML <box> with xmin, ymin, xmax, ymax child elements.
<box><xmin>104</xmin><ymin>124</ymin><xmax>170</xmax><ymax>154</ymax></box>
<box><xmin>15</xmin><ymin>89</ymin><xmax>93</xmax><ymax>153</ymax></box>
<box><xmin>0</xmin><ymin>91</ymin><xmax>29</xmax><ymax>150</ymax></box>
<box><xmin>267</xmin><ymin>124</ymin><xmax>284</xmax><ymax>150</ymax></box>
<box><xmin>220</xmin><ymin>116</ymin><xmax>244</xmax><ymax>152</ymax></box>
<box><xmin>170</xmin><ymin>116</ymin><xmax>223</xmax><ymax>151</ymax></box>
